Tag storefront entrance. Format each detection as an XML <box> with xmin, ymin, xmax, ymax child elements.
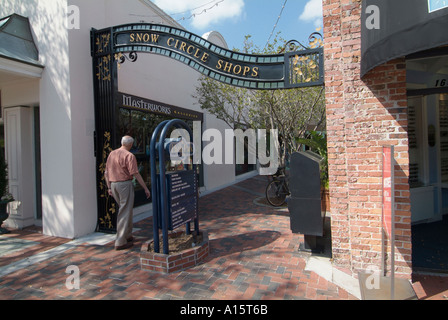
<box><xmin>116</xmin><ymin>93</ymin><xmax>204</xmax><ymax>208</ymax></box>
<box><xmin>407</xmin><ymin>53</ymin><xmax>448</xmax><ymax>272</ymax></box>
<box><xmin>95</xmin><ymin>91</ymin><xmax>204</xmax><ymax>233</ymax></box>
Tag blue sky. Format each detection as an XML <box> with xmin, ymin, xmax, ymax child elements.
<box><xmin>151</xmin><ymin>0</ymin><xmax>323</xmax><ymax>51</ymax></box>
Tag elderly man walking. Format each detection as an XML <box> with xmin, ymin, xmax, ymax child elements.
<box><xmin>105</xmin><ymin>136</ymin><xmax>150</xmax><ymax>250</ymax></box>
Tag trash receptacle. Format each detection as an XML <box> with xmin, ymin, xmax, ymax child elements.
<box><xmin>288</xmin><ymin>151</ymin><xmax>325</xmax><ymax>253</ymax></box>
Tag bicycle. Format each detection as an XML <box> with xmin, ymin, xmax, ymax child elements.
<box><xmin>265</xmin><ymin>167</ymin><xmax>290</xmax><ymax>207</ymax></box>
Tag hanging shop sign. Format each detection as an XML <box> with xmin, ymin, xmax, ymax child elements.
<box><xmin>119</xmin><ymin>92</ymin><xmax>203</xmax><ymax>121</ymax></box>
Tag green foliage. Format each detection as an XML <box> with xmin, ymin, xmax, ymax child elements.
<box><xmin>192</xmin><ymin>32</ymin><xmax>326</xmax><ymax>167</ymax></box>
<box><xmin>0</xmin><ymin>153</ymin><xmax>9</xmax><ymax>199</ymax></box>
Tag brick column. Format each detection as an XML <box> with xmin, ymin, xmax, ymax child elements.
<box><xmin>322</xmin><ymin>0</ymin><xmax>412</xmax><ymax>278</ymax></box>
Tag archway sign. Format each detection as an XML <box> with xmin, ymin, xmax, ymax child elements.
<box><xmin>91</xmin><ymin>23</ymin><xmax>324</xmax><ymax>233</ymax></box>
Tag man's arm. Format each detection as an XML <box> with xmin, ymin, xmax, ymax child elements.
<box><xmin>134</xmin><ymin>173</ymin><xmax>150</xmax><ymax>199</ymax></box>
<box><xmin>104</xmin><ymin>170</ymin><xmax>113</xmax><ymax>197</ymax></box>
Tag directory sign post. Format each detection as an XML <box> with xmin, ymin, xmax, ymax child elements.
<box><xmin>150</xmin><ymin>119</ymin><xmax>199</xmax><ymax>255</ymax></box>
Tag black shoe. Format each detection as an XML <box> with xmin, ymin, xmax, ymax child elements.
<box><xmin>115</xmin><ymin>242</ymin><xmax>133</xmax><ymax>251</ymax></box>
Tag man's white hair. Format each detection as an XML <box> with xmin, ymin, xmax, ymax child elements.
<box><xmin>121</xmin><ymin>136</ymin><xmax>134</xmax><ymax>146</ymax></box>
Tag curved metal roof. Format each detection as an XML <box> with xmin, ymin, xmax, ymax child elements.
<box><xmin>0</xmin><ymin>13</ymin><xmax>42</xmax><ymax>68</ymax></box>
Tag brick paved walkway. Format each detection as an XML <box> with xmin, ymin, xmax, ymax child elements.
<box><xmin>0</xmin><ymin>175</ymin><xmax>446</xmax><ymax>301</ymax></box>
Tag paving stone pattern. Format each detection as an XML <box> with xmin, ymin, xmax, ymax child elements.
<box><xmin>0</xmin><ymin>176</ymin><xmax>446</xmax><ymax>300</ymax></box>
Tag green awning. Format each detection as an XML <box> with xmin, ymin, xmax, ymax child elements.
<box><xmin>0</xmin><ymin>14</ymin><xmax>42</xmax><ymax>68</ymax></box>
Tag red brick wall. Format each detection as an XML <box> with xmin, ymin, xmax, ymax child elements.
<box><xmin>323</xmin><ymin>0</ymin><xmax>412</xmax><ymax>278</ymax></box>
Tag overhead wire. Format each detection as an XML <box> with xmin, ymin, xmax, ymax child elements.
<box><xmin>177</xmin><ymin>0</ymin><xmax>225</xmax><ymax>22</ymax></box>
<box><xmin>129</xmin><ymin>0</ymin><xmax>225</xmax><ymax>23</ymax></box>
<box><xmin>264</xmin><ymin>0</ymin><xmax>288</xmax><ymax>49</ymax></box>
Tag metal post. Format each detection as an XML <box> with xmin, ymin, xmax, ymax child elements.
<box><xmin>158</xmin><ymin>130</ymin><xmax>169</xmax><ymax>255</ymax></box>
<box><xmin>390</xmin><ymin>145</ymin><xmax>395</xmax><ymax>300</ymax></box>
<box><xmin>150</xmin><ymin>120</ymin><xmax>169</xmax><ymax>253</ymax></box>
<box><xmin>150</xmin><ymin>119</ymin><xmax>198</xmax><ymax>254</ymax></box>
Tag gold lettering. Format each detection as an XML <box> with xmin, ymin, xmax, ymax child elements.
<box><xmin>151</xmin><ymin>34</ymin><xmax>160</xmax><ymax>43</ymax></box>
<box><xmin>130</xmin><ymin>33</ymin><xmax>159</xmax><ymax>43</ymax></box>
<box><xmin>223</xmin><ymin>62</ymin><xmax>232</xmax><ymax>73</ymax></box>
<box><xmin>216</xmin><ymin>60</ymin><xmax>260</xmax><ymax>78</ymax></box>
<box><xmin>179</xmin><ymin>42</ymin><xmax>187</xmax><ymax>52</ymax></box>
<box><xmin>201</xmin><ymin>52</ymin><xmax>209</xmax><ymax>63</ymax></box>
<box><xmin>216</xmin><ymin>60</ymin><xmax>223</xmax><ymax>70</ymax></box>
<box><xmin>233</xmin><ymin>65</ymin><xmax>242</xmax><ymax>75</ymax></box>
<box><xmin>194</xmin><ymin>48</ymin><xmax>201</xmax><ymax>59</ymax></box>
<box><xmin>252</xmin><ymin>67</ymin><xmax>259</xmax><ymax>77</ymax></box>
<box><xmin>167</xmin><ymin>37</ymin><xmax>174</xmax><ymax>47</ymax></box>
<box><xmin>187</xmin><ymin>45</ymin><xmax>194</xmax><ymax>55</ymax></box>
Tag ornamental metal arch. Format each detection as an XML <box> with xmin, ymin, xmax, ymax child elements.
<box><xmin>90</xmin><ymin>23</ymin><xmax>324</xmax><ymax>233</ymax></box>
<box><xmin>92</xmin><ymin>23</ymin><xmax>324</xmax><ymax>91</ymax></box>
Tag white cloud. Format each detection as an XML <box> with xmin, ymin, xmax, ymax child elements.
<box><xmin>152</xmin><ymin>0</ymin><xmax>203</xmax><ymax>13</ymax></box>
<box><xmin>299</xmin><ymin>0</ymin><xmax>323</xmax><ymax>28</ymax></box>
<box><xmin>152</xmin><ymin>0</ymin><xmax>245</xmax><ymax>30</ymax></box>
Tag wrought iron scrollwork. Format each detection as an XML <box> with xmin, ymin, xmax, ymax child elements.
<box><xmin>115</xmin><ymin>52</ymin><xmax>138</xmax><ymax>66</ymax></box>
<box><xmin>283</xmin><ymin>32</ymin><xmax>324</xmax><ymax>87</ymax></box>
<box><xmin>98</xmin><ymin>131</ymin><xmax>116</xmax><ymax>231</ymax></box>
<box><xmin>308</xmin><ymin>32</ymin><xmax>324</xmax><ymax>49</ymax></box>
<box><xmin>280</xmin><ymin>32</ymin><xmax>323</xmax><ymax>53</ymax></box>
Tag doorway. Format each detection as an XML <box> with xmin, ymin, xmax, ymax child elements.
<box><xmin>407</xmin><ymin>51</ymin><xmax>448</xmax><ymax>273</ymax></box>
<box><xmin>408</xmin><ymin>93</ymin><xmax>448</xmax><ymax>272</ymax></box>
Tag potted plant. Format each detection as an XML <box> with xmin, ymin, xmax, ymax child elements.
<box><xmin>0</xmin><ymin>152</ymin><xmax>13</xmax><ymax>234</ymax></box>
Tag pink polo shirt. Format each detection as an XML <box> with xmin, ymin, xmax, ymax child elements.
<box><xmin>105</xmin><ymin>148</ymin><xmax>139</xmax><ymax>182</ymax></box>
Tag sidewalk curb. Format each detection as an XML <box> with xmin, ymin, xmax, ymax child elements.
<box><xmin>305</xmin><ymin>256</ymin><xmax>362</xmax><ymax>299</ymax></box>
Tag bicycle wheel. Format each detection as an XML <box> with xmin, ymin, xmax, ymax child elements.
<box><xmin>266</xmin><ymin>180</ymin><xmax>287</xmax><ymax>207</ymax></box>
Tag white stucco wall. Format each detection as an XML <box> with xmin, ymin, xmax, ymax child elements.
<box><xmin>0</xmin><ymin>0</ymin><xmax>247</xmax><ymax>238</ymax></box>
<box><xmin>1</xmin><ymin>0</ymin><xmax>76</xmax><ymax>238</ymax></box>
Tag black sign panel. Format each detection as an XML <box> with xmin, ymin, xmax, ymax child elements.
<box><xmin>167</xmin><ymin>170</ymin><xmax>198</xmax><ymax>231</ymax></box>
<box><xmin>110</xmin><ymin>23</ymin><xmax>323</xmax><ymax>90</ymax></box>
<box><xmin>118</xmin><ymin>92</ymin><xmax>203</xmax><ymax>121</ymax></box>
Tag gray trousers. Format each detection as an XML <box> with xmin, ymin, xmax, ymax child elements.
<box><xmin>111</xmin><ymin>180</ymin><xmax>134</xmax><ymax>247</ymax></box>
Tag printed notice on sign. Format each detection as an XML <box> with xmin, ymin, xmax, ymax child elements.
<box><xmin>382</xmin><ymin>146</ymin><xmax>394</xmax><ymax>239</ymax></box>
<box><xmin>167</xmin><ymin>170</ymin><xmax>198</xmax><ymax>231</ymax></box>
